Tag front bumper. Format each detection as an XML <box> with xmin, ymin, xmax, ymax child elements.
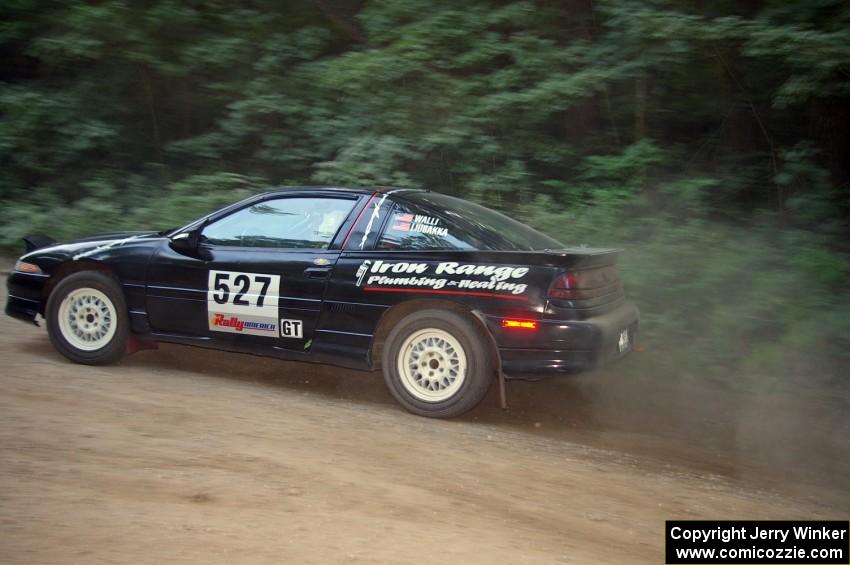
<box><xmin>5</xmin><ymin>271</ymin><xmax>48</xmax><ymax>324</ymax></box>
<box><xmin>488</xmin><ymin>301</ymin><xmax>639</xmax><ymax>377</ymax></box>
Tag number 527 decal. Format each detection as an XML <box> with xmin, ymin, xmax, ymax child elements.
<box><xmin>207</xmin><ymin>270</ymin><xmax>281</xmax><ymax>337</ymax></box>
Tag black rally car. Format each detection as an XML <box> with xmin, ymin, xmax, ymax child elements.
<box><xmin>6</xmin><ymin>187</ymin><xmax>638</xmax><ymax>417</ymax></box>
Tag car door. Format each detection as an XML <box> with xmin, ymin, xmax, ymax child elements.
<box><xmin>145</xmin><ymin>193</ymin><xmax>361</xmax><ymax>352</ymax></box>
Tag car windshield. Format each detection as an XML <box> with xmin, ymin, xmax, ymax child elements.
<box><xmin>397</xmin><ymin>192</ymin><xmax>563</xmax><ymax>251</ymax></box>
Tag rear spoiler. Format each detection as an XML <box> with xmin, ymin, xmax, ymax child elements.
<box><xmin>23</xmin><ymin>234</ymin><xmax>57</xmax><ymax>253</ymax></box>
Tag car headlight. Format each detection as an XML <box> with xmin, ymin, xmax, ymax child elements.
<box><xmin>14</xmin><ymin>261</ymin><xmax>43</xmax><ymax>274</ymax></box>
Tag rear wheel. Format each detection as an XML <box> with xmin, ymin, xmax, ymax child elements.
<box><xmin>46</xmin><ymin>271</ymin><xmax>129</xmax><ymax>365</ymax></box>
<box><xmin>382</xmin><ymin>309</ymin><xmax>494</xmax><ymax>418</ymax></box>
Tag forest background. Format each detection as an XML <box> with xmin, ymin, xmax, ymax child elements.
<box><xmin>2</xmin><ymin>0</ymin><xmax>848</xmax><ymax>392</ymax></box>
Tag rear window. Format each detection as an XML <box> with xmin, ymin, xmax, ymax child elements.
<box><xmin>377</xmin><ymin>192</ymin><xmax>562</xmax><ymax>251</ymax></box>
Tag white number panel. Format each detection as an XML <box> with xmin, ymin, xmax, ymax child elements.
<box><xmin>207</xmin><ymin>270</ymin><xmax>281</xmax><ymax>337</ymax></box>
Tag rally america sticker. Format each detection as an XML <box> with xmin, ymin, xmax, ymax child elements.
<box><xmin>355</xmin><ymin>259</ymin><xmax>529</xmax><ymax>299</ymax></box>
<box><xmin>207</xmin><ymin>270</ymin><xmax>281</xmax><ymax>337</ymax></box>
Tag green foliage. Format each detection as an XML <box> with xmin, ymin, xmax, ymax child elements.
<box><xmin>0</xmin><ymin>172</ymin><xmax>267</xmax><ymax>245</ymax></box>
<box><xmin>1</xmin><ymin>0</ymin><xmax>849</xmax><ymax>392</ymax></box>
<box><xmin>131</xmin><ymin>173</ymin><xmax>268</xmax><ymax>229</ymax></box>
<box><xmin>518</xmin><ymin>188</ymin><xmax>850</xmax><ymax>392</ymax></box>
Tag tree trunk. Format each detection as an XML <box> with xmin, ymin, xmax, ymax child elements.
<box><xmin>634</xmin><ymin>72</ymin><xmax>648</xmax><ymax>142</ymax></box>
<box><xmin>810</xmin><ymin>95</ymin><xmax>850</xmax><ymax>192</ymax></box>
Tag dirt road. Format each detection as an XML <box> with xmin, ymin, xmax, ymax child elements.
<box><xmin>0</xmin><ymin>283</ymin><xmax>846</xmax><ymax>563</ymax></box>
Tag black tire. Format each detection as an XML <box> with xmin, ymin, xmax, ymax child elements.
<box><xmin>382</xmin><ymin>309</ymin><xmax>495</xmax><ymax>418</ymax></box>
<box><xmin>45</xmin><ymin>271</ymin><xmax>129</xmax><ymax>365</ymax></box>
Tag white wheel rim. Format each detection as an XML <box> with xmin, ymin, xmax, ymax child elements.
<box><xmin>397</xmin><ymin>328</ymin><xmax>467</xmax><ymax>402</ymax></box>
<box><xmin>57</xmin><ymin>288</ymin><xmax>118</xmax><ymax>351</ymax></box>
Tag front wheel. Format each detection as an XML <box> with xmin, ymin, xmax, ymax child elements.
<box><xmin>382</xmin><ymin>309</ymin><xmax>495</xmax><ymax>418</ymax></box>
<box><xmin>46</xmin><ymin>271</ymin><xmax>129</xmax><ymax>365</ymax></box>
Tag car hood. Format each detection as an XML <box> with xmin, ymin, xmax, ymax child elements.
<box><xmin>63</xmin><ymin>231</ymin><xmax>161</xmax><ymax>245</ymax></box>
<box><xmin>21</xmin><ymin>231</ymin><xmax>163</xmax><ymax>264</ymax></box>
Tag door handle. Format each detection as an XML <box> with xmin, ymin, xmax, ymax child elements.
<box><xmin>304</xmin><ymin>266</ymin><xmax>332</xmax><ymax>279</ymax></box>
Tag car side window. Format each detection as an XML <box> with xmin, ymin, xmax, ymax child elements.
<box><xmin>377</xmin><ymin>203</ymin><xmax>476</xmax><ymax>251</ymax></box>
<box><xmin>201</xmin><ymin>197</ymin><xmax>355</xmax><ymax>249</ymax></box>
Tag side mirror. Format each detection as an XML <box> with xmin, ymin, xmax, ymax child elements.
<box><xmin>169</xmin><ymin>228</ymin><xmax>201</xmax><ymax>255</ymax></box>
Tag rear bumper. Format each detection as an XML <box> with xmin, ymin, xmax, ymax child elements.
<box><xmin>5</xmin><ymin>271</ymin><xmax>48</xmax><ymax>324</ymax></box>
<box><xmin>489</xmin><ymin>301</ymin><xmax>639</xmax><ymax>377</ymax></box>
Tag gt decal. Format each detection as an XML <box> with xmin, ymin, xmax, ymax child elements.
<box><xmin>207</xmin><ymin>270</ymin><xmax>280</xmax><ymax>337</ymax></box>
<box><xmin>280</xmin><ymin>319</ymin><xmax>303</xmax><ymax>339</ymax></box>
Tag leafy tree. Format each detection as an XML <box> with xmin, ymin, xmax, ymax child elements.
<box><xmin>1</xmin><ymin>0</ymin><xmax>848</xmax><ymax>390</ymax></box>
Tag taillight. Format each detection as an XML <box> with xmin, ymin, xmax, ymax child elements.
<box><xmin>548</xmin><ymin>267</ymin><xmax>619</xmax><ymax>300</ymax></box>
